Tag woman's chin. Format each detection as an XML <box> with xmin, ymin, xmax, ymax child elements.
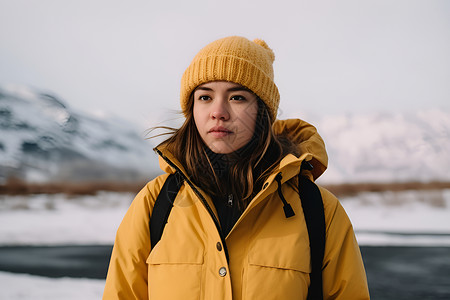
<box><xmin>207</xmin><ymin>142</ymin><xmax>239</xmax><ymax>154</ymax></box>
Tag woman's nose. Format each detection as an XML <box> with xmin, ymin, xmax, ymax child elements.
<box><xmin>211</xmin><ymin>101</ymin><xmax>230</xmax><ymax>120</ymax></box>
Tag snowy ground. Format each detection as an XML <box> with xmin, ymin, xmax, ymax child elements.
<box><xmin>1</xmin><ymin>189</ymin><xmax>450</xmax><ymax>246</ymax></box>
<box><xmin>0</xmin><ymin>271</ymin><xmax>105</xmax><ymax>300</ymax></box>
<box><xmin>0</xmin><ymin>191</ymin><xmax>133</xmax><ymax>246</ymax></box>
<box><xmin>0</xmin><ymin>189</ymin><xmax>449</xmax><ymax>299</ymax></box>
<box><xmin>343</xmin><ymin>189</ymin><xmax>450</xmax><ymax>246</ymax></box>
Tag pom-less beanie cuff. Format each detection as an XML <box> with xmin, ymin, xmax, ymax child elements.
<box><xmin>180</xmin><ymin>36</ymin><xmax>280</xmax><ymax>122</ymax></box>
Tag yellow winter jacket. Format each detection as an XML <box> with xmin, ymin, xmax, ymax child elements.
<box><xmin>103</xmin><ymin>119</ymin><xmax>370</xmax><ymax>300</ymax></box>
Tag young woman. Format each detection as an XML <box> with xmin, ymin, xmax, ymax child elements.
<box><xmin>103</xmin><ymin>36</ymin><xmax>370</xmax><ymax>299</ymax></box>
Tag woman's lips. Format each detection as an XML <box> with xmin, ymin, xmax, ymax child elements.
<box><xmin>208</xmin><ymin>126</ymin><xmax>232</xmax><ymax>138</ymax></box>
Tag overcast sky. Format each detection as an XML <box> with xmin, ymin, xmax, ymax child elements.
<box><xmin>1</xmin><ymin>0</ymin><xmax>449</xmax><ymax>128</ymax></box>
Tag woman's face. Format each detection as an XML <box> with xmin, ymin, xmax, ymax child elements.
<box><xmin>193</xmin><ymin>81</ymin><xmax>259</xmax><ymax>154</ymax></box>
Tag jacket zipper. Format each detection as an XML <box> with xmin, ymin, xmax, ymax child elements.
<box><xmin>155</xmin><ymin>149</ymin><xmax>230</xmax><ymax>263</ymax></box>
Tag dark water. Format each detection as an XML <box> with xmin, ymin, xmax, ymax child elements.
<box><xmin>360</xmin><ymin>246</ymin><xmax>450</xmax><ymax>300</ymax></box>
<box><xmin>0</xmin><ymin>245</ymin><xmax>112</xmax><ymax>279</ymax></box>
<box><xmin>0</xmin><ymin>245</ymin><xmax>449</xmax><ymax>300</ymax></box>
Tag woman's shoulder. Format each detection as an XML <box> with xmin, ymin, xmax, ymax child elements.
<box><xmin>316</xmin><ymin>185</ymin><xmax>349</xmax><ymax>224</ymax></box>
<box><xmin>317</xmin><ymin>185</ymin><xmax>338</xmax><ymax>205</ymax></box>
<box><xmin>141</xmin><ymin>173</ymin><xmax>172</xmax><ymax>197</ymax></box>
<box><xmin>129</xmin><ymin>173</ymin><xmax>172</xmax><ymax>208</ymax></box>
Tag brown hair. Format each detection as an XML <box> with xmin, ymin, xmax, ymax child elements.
<box><xmin>153</xmin><ymin>96</ymin><xmax>298</xmax><ymax>210</ymax></box>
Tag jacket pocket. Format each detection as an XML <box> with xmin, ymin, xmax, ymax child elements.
<box><xmin>244</xmin><ymin>235</ymin><xmax>311</xmax><ymax>299</ymax></box>
<box><xmin>147</xmin><ymin>197</ymin><xmax>206</xmax><ymax>299</ymax></box>
<box><xmin>147</xmin><ymin>247</ymin><xmax>204</xmax><ymax>300</ymax></box>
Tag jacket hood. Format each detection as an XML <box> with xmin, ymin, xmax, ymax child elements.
<box><xmin>155</xmin><ymin>118</ymin><xmax>328</xmax><ymax>181</ymax></box>
<box><xmin>272</xmin><ymin>119</ymin><xmax>328</xmax><ymax>180</ymax></box>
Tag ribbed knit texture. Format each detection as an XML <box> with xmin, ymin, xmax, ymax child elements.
<box><xmin>180</xmin><ymin>36</ymin><xmax>280</xmax><ymax>122</ymax></box>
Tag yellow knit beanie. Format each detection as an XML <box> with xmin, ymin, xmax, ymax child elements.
<box><xmin>180</xmin><ymin>36</ymin><xmax>280</xmax><ymax>122</ymax></box>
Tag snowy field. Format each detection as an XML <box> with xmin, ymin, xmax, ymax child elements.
<box><xmin>342</xmin><ymin>189</ymin><xmax>450</xmax><ymax>246</ymax></box>
<box><xmin>1</xmin><ymin>189</ymin><xmax>450</xmax><ymax>246</ymax></box>
<box><xmin>0</xmin><ymin>189</ymin><xmax>449</xmax><ymax>299</ymax></box>
<box><xmin>0</xmin><ymin>192</ymin><xmax>133</xmax><ymax>246</ymax></box>
<box><xmin>0</xmin><ymin>271</ymin><xmax>105</xmax><ymax>300</ymax></box>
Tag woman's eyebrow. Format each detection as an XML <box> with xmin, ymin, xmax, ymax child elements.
<box><xmin>227</xmin><ymin>86</ymin><xmax>252</xmax><ymax>93</ymax></box>
<box><xmin>194</xmin><ymin>86</ymin><xmax>252</xmax><ymax>93</ymax></box>
<box><xmin>195</xmin><ymin>86</ymin><xmax>213</xmax><ymax>91</ymax></box>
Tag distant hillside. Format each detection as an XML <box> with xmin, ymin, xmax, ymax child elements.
<box><xmin>1</xmin><ymin>84</ymin><xmax>449</xmax><ymax>185</ymax></box>
<box><xmin>313</xmin><ymin>109</ymin><xmax>450</xmax><ymax>184</ymax></box>
<box><xmin>0</xmin><ymin>85</ymin><xmax>158</xmax><ymax>183</ymax></box>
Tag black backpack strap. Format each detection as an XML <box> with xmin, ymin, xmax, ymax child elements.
<box><xmin>299</xmin><ymin>174</ymin><xmax>326</xmax><ymax>300</ymax></box>
<box><xmin>150</xmin><ymin>172</ymin><xmax>183</xmax><ymax>249</ymax></box>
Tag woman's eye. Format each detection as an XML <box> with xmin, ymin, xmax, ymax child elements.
<box><xmin>230</xmin><ymin>95</ymin><xmax>246</xmax><ymax>101</ymax></box>
<box><xmin>198</xmin><ymin>95</ymin><xmax>211</xmax><ymax>101</ymax></box>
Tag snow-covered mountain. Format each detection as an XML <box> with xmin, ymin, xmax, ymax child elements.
<box><xmin>313</xmin><ymin>109</ymin><xmax>450</xmax><ymax>183</ymax></box>
<box><xmin>1</xmin><ymin>84</ymin><xmax>449</xmax><ymax>184</ymax></box>
<box><xmin>0</xmin><ymin>85</ymin><xmax>158</xmax><ymax>183</ymax></box>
